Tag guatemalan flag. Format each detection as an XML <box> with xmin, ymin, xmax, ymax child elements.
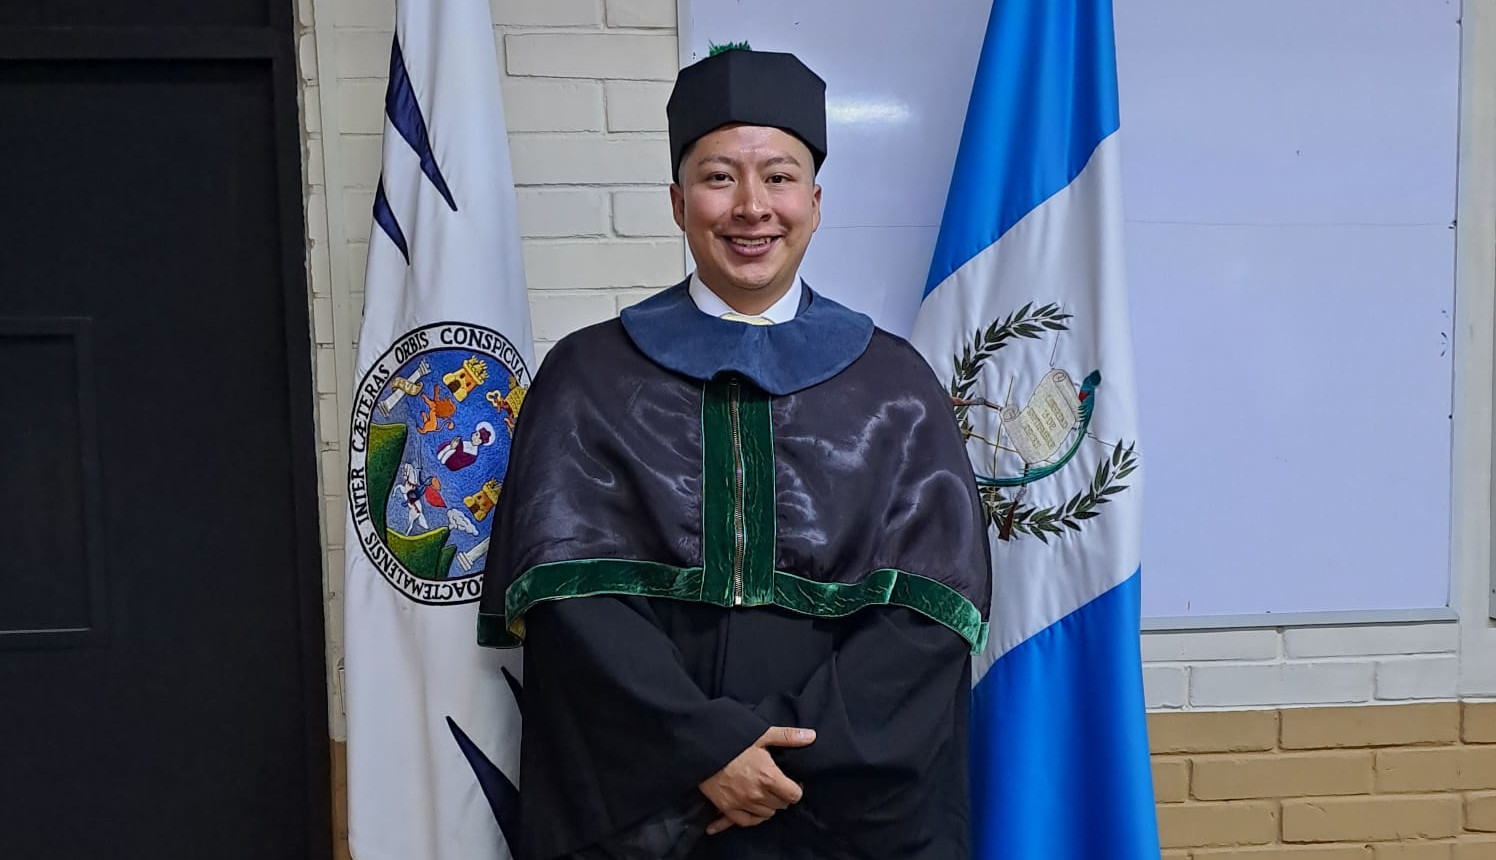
<box><xmin>343</xmin><ymin>0</ymin><xmax>532</xmax><ymax>858</ymax></box>
<box><xmin>910</xmin><ymin>1</ymin><xmax>1159</xmax><ymax>857</ymax></box>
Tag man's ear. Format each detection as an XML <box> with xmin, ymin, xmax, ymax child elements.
<box><xmin>670</xmin><ymin>182</ymin><xmax>687</xmax><ymax>231</ymax></box>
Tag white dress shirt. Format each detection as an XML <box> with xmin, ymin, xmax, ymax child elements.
<box><xmin>688</xmin><ymin>271</ymin><xmax>803</xmax><ymax>324</ymax></box>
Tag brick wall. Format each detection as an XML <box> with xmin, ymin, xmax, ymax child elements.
<box><xmin>1143</xmin><ymin>625</ymin><xmax>1463</xmax><ymax>711</ymax></box>
<box><xmin>1151</xmin><ymin>703</ymin><xmax>1496</xmax><ymax>858</ymax></box>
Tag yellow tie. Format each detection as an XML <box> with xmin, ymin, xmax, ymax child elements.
<box><xmin>720</xmin><ymin>312</ymin><xmax>774</xmax><ymax>326</ymax></box>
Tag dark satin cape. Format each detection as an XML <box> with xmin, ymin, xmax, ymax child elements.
<box><xmin>478</xmin><ymin>281</ymin><xmax>991</xmax><ymax>859</ymax></box>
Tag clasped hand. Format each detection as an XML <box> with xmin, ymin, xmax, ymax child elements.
<box><xmin>698</xmin><ymin>726</ymin><xmax>815</xmax><ymax>836</ymax></box>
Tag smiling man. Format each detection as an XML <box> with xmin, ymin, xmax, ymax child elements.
<box><xmin>478</xmin><ymin>48</ymin><xmax>991</xmax><ymax>860</ymax></box>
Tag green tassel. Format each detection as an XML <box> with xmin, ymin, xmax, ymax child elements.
<box><xmin>708</xmin><ymin>40</ymin><xmax>752</xmax><ymax>56</ymax></box>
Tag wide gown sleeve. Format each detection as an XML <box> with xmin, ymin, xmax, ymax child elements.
<box><xmin>751</xmin><ymin>606</ymin><xmax>972</xmax><ymax>855</ymax></box>
<box><xmin>519</xmin><ymin>595</ymin><xmax>769</xmax><ymax>854</ymax></box>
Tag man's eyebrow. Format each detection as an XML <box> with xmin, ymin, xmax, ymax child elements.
<box><xmin>693</xmin><ymin>153</ymin><xmax>804</xmax><ymax>169</ymax></box>
<box><xmin>695</xmin><ymin>154</ymin><xmax>741</xmax><ymax>169</ymax></box>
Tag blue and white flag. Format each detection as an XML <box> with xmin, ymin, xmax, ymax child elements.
<box><xmin>911</xmin><ymin>1</ymin><xmax>1158</xmax><ymax>857</ymax></box>
<box><xmin>343</xmin><ymin>0</ymin><xmax>531</xmax><ymax>857</ymax></box>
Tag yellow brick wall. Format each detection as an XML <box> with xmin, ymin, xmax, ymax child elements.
<box><xmin>1153</xmin><ymin>703</ymin><xmax>1496</xmax><ymax>859</ymax></box>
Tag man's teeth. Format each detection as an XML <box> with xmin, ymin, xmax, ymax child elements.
<box><xmin>728</xmin><ymin>237</ymin><xmax>772</xmax><ymax>247</ymax></box>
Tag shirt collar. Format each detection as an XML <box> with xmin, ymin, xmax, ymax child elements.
<box><xmin>688</xmin><ymin>270</ymin><xmax>804</xmax><ymax>324</ymax></box>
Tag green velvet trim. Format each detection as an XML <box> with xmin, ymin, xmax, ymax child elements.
<box><xmin>476</xmin><ymin>612</ymin><xmax>521</xmax><ymax>649</ymax></box>
<box><xmin>498</xmin><ymin>559</ymin><xmax>988</xmax><ymax>654</ymax></box>
<box><xmin>700</xmin><ymin>381</ymin><xmax>737</xmax><ymax>604</ymax></box>
<box><xmin>504</xmin><ymin>559</ymin><xmax>705</xmax><ymax>631</ymax></box>
<box><xmin>774</xmin><ymin>568</ymin><xmax>988</xmax><ymax>653</ymax></box>
<box><xmin>894</xmin><ymin>573</ymin><xmax>989</xmax><ymax>654</ymax></box>
<box><xmin>736</xmin><ymin>385</ymin><xmax>776</xmax><ymax>606</ymax></box>
<box><xmin>700</xmin><ymin>379</ymin><xmax>777</xmax><ymax>606</ymax></box>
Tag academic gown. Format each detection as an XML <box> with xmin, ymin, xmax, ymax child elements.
<box><xmin>478</xmin><ymin>281</ymin><xmax>991</xmax><ymax>860</ymax></box>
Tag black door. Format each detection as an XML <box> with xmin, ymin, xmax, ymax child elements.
<box><xmin>0</xmin><ymin>2</ymin><xmax>329</xmax><ymax>858</ymax></box>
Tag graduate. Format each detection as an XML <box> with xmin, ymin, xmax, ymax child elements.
<box><xmin>478</xmin><ymin>47</ymin><xmax>991</xmax><ymax>860</ymax></box>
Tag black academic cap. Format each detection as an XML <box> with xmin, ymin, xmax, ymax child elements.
<box><xmin>667</xmin><ymin>49</ymin><xmax>828</xmax><ymax>180</ymax></box>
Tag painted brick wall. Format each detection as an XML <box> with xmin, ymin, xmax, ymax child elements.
<box><xmin>1151</xmin><ymin>703</ymin><xmax>1496</xmax><ymax>858</ymax></box>
<box><xmin>1142</xmin><ymin>624</ymin><xmax>1463</xmax><ymax>711</ymax></box>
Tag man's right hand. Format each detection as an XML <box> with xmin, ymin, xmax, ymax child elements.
<box><xmin>698</xmin><ymin>726</ymin><xmax>816</xmax><ymax>835</ymax></box>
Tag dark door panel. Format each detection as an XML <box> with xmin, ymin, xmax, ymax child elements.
<box><xmin>0</xmin><ymin>0</ymin><xmax>268</xmax><ymax>29</ymax></box>
<box><xmin>0</xmin><ymin>317</ymin><xmax>105</xmax><ymax>647</ymax></box>
<box><xmin>0</xmin><ymin>4</ymin><xmax>327</xmax><ymax>859</ymax></box>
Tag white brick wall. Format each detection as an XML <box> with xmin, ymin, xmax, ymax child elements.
<box><xmin>491</xmin><ymin>0</ymin><xmax>603</xmax><ymax>28</ymax></box>
<box><xmin>1144</xmin><ymin>665</ymin><xmax>1189</xmax><ymax>709</ymax></box>
<box><xmin>298</xmin><ymin>0</ymin><xmax>1492</xmax><ymax>735</ymax></box>
<box><xmin>605</xmin><ymin>0</ymin><xmax>676</xmax><ymax>29</ymax></box>
<box><xmin>505</xmin><ymin>34</ymin><xmax>678</xmax><ymax>80</ymax></box>
<box><xmin>338</xmin><ymin>136</ymin><xmax>382</xmax><ymax>187</ymax></box>
<box><xmin>605</xmin><ymin>81</ymin><xmax>672</xmax><ymax>131</ymax></box>
<box><xmin>337</xmin><ymin>80</ymin><xmax>384</xmax><ymax>134</ymax></box>
<box><xmin>1141</xmin><ymin>630</ymin><xmax>1280</xmax><ymax>663</ymax></box>
<box><xmin>530</xmin><ymin>291</ymin><xmax>620</xmax><ymax>341</ymax></box>
<box><xmin>333</xmin><ymin>0</ymin><xmax>392</xmax><ymax>28</ymax></box>
<box><xmin>1137</xmin><ymin>622</ymin><xmax>1465</xmax><ymax>711</ymax></box>
<box><xmin>1285</xmin><ymin>624</ymin><xmax>1461</xmax><ymax>659</ymax></box>
<box><xmin>612</xmin><ymin>188</ymin><xmax>678</xmax><ymax>236</ymax></box>
<box><xmin>334</xmin><ymin>30</ymin><xmax>393</xmax><ymax>79</ymax></box>
<box><xmin>517</xmin><ymin>188</ymin><xmax>611</xmax><ymax>237</ymax></box>
<box><xmin>510</xmin><ymin>135</ymin><xmax>672</xmax><ymax>185</ymax></box>
<box><xmin>1191</xmin><ymin>662</ymin><xmax>1377</xmax><ymax>708</ymax></box>
<box><xmin>522</xmin><ymin>239</ymin><xmax>684</xmax><ymax>289</ymax></box>
<box><xmin>503</xmin><ymin>80</ymin><xmax>606</xmax><ymax>132</ymax></box>
<box><xmin>1376</xmin><ymin>656</ymin><xmax>1460</xmax><ymax>701</ymax></box>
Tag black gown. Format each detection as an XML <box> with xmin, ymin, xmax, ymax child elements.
<box><xmin>478</xmin><ymin>282</ymin><xmax>991</xmax><ymax>860</ymax></box>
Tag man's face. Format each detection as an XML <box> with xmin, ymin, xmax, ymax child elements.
<box><xmin>670</xmin><ymin>124</ymin><xmax>821</xmax><ymax>310</ymax></box>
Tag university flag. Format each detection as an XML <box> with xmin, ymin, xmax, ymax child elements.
<box><xmin>343</xmin><ymin>0</ymin><xmax>531</xmax><ymax>856</ymax></box>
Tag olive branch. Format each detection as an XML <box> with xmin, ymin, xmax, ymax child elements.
<box><xmin>945</xmin><ymin>304</ymin><xmax>1138</xmax><ymax>542</ymax></box>
<box><xmin>948</xmin><ymin>302</ymin><xmax>1071</xmax><ymax>437</ymax></box>
<box><xmin>981</xmin><ymin>441</ymin><xmax>1138</xmax><ymax>542</ymax></box>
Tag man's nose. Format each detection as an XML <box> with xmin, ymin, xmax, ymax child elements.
<box><xmin>734</xmin><ymin>180</ymin><xmax>771</xmax><ymax>220</ymax></box>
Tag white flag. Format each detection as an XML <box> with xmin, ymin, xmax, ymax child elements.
<box><xmin>343</xmin><ymin>0</ymin><xmax>531</xmax><ymax>857</ymax></box>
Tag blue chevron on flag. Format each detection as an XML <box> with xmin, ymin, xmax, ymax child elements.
<box><xmin>910</xmin><ymin>1</ymin><xmax>1159</xmax><ymax>857</ymax></box>
<box><xmin>343</xmin><ymin>1</ymin><xmax>533</xmax><ymax>858</ymax></box>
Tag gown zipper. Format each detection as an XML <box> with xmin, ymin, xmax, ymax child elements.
<box><xmin>729</xmin><ymin>378</ymin><xmax>745</xmax><ymax>606</ymax></box>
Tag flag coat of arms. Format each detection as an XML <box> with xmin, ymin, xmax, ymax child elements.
<box><xmin>343</xmin><ymin>0</ymin><xmax>531</xmax><ymax>857</ymax></box>
<box><xmin>911</xmin><ymin>1</ymin><xmax>1160</xmax><ymax>856</ymax></box>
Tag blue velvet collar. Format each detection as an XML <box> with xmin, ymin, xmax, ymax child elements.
<box><xmin>619</xmin><ymin>279</ymin><xmax>875</xmax><ymax>395</ymax></box>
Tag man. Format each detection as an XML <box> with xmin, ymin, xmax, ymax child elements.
<box><xmin>478</xmin><ymin>48</ymin><xmax>990</xmax><ymax>860</ymax></box>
